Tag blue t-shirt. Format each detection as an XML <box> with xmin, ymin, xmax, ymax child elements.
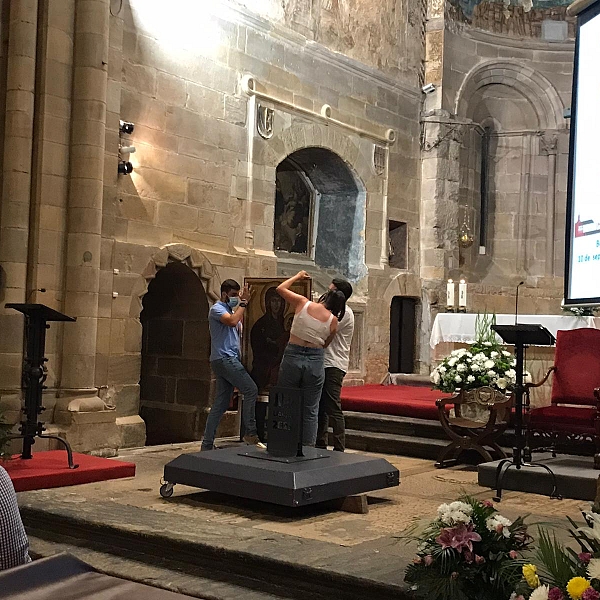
<box><xmin>209</xmin><ymin>301</ymin><xmax>241</xmax><ymax>361</ymax></box>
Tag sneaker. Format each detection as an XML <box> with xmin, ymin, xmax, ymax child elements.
<box><xmin>243</xmin><ymin>434</ymin><xmax>266</xmax><ymax>449</ymax></box>
<box><xmin>201</xmin><ymin>444</ymin><xmax>219</xmax><ymax>451</ymax></box>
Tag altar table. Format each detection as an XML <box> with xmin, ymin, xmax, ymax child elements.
<box><xmin>430</xmin><ymin>313</ymin><xmax>600</xmax><ymax>349</ymax></box>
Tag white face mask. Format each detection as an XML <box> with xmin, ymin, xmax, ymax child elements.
<box><xmin>227</xmin><ymin>296</ymin><xmax>240</xmax><ymax>309</ymax></box>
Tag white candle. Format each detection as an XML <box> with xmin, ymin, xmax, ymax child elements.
<box><xmin>446</xmin><ymin>279</ymin><xmax>455</xmax><ymax>307</ymax></box>
<box><xmin>459</xmin><ymin>279</ymin><xmax>467</xmax><ymax>308</ymax></box>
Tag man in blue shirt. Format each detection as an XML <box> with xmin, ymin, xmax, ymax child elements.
<box><xmin>201</xmin><ymin>279</ymin><xmax>265</xmax><ymax>450</ymax></box>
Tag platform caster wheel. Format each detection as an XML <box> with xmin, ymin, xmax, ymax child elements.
<box><xmin>160</xmin><ymin>483</ymin><xmax>174</xmax><ymax>498</ymax></box>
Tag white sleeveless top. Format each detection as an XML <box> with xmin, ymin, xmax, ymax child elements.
<box><xmin>290</xmin><ymin>301</ymin><xmax>333</xmax><ymax>347</ymax></box>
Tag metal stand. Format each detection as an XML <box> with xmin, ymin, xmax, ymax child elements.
<box><xmin>6</xmin><ymin>304</ymin><xmax>79</xmax><ymax>469</ymax></box>
<box><xmin>491</xmin><ymin>324</ymin><xmax>559</xmax><ymax>501</ymax></box>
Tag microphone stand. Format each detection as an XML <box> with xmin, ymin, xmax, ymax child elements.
<box><xmin>491</xmin><ymin>287</ymin><xmax>560</xmax><ymax>500</ymax></box>
<box><xmin>515</xmin><ymin>281</ymin><xmax>524</xmax><ymax>325</ymax></box>
<box><xmin>492</xmin><ymin>288</ymin><xmax>561</xmax><ymax>502</ymax></box>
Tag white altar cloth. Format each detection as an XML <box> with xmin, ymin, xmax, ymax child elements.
<box><xmin>430</xmin><ymin>313</ymin><xmax>600</xmax><ymax>349</ymax></box>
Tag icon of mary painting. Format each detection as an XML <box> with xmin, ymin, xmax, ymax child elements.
<box><xmin>250</xmin><ymin>286</ymin><xmax>290</xmax><ymax>391</ymax></box>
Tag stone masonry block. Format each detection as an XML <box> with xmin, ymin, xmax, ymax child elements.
<box><xmin>187</xmin><ymin>180</ymin><xmax>230</xmax><ymax>211</ymax></box>
<box><xmin>157</xmin><ymin>201</ymin><xmax>198</xmax><ymax>231</ymax></box>
<box><xmin>156</xmin><ymin>71</ymin><xmax>186</xmax><ymax>106</ymax></box>
<box><xmin>123</xmin><ymin>60</ymin><xmax>156</xmax><ymax>97</ymax></box>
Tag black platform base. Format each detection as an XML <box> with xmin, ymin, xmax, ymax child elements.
<box><xmin>162</xmin><ymin>446</ymin><xmax>400</xmax><ymax>507</ymax></box>
<box><xmin>478</xmin><ymin>454</ymin><xmax>600</xmax><ymax>501</ymax></box>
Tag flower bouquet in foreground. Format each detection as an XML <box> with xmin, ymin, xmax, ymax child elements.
<box><xmin>511</xmin><ymin>509</ymin><xmax>600</xmax><ymax>600</ymax></box>
<box><xmin>404</xmin><ymin>496</ymin><xmax>532</xmax><ymax>600</ymax></box>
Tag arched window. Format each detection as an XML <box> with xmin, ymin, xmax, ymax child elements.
<box><xmin>272</xmin><ymin>147</ymin><xmax>366</xmax><ymax>281</ymax></box>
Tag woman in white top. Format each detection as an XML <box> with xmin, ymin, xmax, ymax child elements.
<box><xmin>276</xmin><ymin>271</ymin><xmax>347</xmax><ymax>446</ymax></box>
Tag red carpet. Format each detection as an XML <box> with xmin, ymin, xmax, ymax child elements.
<box><xmin>3</xmin><ymin>451</ymin><xmax>136</xmax><ymax>492</ymax></box>
<box><xmin>341</xmin><ymin>384</ymin><xmax>451</xmax><ymax>420</ymax></box>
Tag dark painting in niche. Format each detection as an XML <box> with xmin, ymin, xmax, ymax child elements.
<box><xmin>274</xmin><ymin>167</ymin><xmax>312</xmax><ymax>255</ymax></box>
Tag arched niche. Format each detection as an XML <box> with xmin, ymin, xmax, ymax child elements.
<box><xmin>274</xmin><ymin>147</ymin><xmax>367</xmax><ymax>281</ymax></box>
<box><xmin>126</xmin><ymin>244</ymin><xmax>221</xmax><ymax>443</ymax></box>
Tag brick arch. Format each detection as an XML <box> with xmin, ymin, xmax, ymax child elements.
<box><xmin>454</xmin><ymin>60</ymin><xmax>565</xmax><ymax>130</ymax></box>
<box><xmin>129</xmin><ymin>243</ymin><xmax>220</xmax><ymax>322</ymax></box>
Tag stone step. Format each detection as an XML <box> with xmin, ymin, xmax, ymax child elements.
<box><xmin>27</xmin><ymin>534</ymin><xmax>293</xmax><ymax>600</ymax></box>
<box><xmin>344</xmin><ymin>411</ymin><xmax>449</xmax><ymax>440</ymax></box>
<box><xmin>344</xmin><ymin>411</ymin><xmax>518</xmax><ymax>446</ymax></box>
<box><xmin>344</xmin><ymin>429</ymin><xmax>450</xmax><ymax>460</ymax></box>
<box><xmin>383</xmin><ymin>374</ymin><xmax>432</xmax><ymax>386</ymax></box>
<box><xmin>21</xmin><ymin>505</ymin><xmax>410</xmax><ymax>600</ymax></box>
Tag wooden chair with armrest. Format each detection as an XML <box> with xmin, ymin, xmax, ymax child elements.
<box><xmin>435</xmin><ymin>386</ymin><xmax>513</xmax><ymax>468</ymax></box>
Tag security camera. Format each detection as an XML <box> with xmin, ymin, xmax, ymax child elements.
<box><xmin>118</xmin><ymin>160</ymin><xmax>133</xmax><ymax>175</ymax></box>
<box><xmin>119</xmin><ymin>120</ymin><xmax>135</xmax><ymax>135</ymax></box>
<box><xmin>119</xmin><ymin>145</ymin><xmax>136</xmax><ymax>154</ymax></box>
<box><xmin>421</xmin><ymin>83</ymin><xmax>437</xmax><ymax>95</ymax></box>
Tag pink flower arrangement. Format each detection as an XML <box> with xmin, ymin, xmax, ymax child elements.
<box><xmin>436</xmin><ymin>523</ymin><xmax>482</xmax><ymax>553</ymax></box>
<box><xmin>405</xmin><ymin>496</ymin><xmax>531</xmax><ymax>600</ymax></box>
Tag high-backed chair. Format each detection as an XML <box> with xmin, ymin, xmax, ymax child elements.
<box><xmin>526</xmin><ymin>328</ymin><xmax>600</xmax><ymax>468</ymax></box>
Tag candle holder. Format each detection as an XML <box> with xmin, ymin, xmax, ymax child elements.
<box><xmin>457</xmin><ymin>306</ymin><xmax>467</xmax><ymax>314</ymax></box>
<box><xmin>446</xmin><ymin>306</ymin><xmax>456</xmax><ymax>313</ymax></box>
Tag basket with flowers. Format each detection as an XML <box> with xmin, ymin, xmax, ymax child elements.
<box><xmin>404</xmin><ymin>496</ymin><xmax>532</xmax><ymax>600</ymax></box>
<box><xmin>430</xmin><ymin>314</ymin><xmax>530</xmax><ymax>394</ymax></box>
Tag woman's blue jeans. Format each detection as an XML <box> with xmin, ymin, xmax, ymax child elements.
<box><xmin>276</xmin><ymin>344</ymin><xmax>325</xmax><ymax>446</ymax></box>
<box><xmin>202</xmin><ymin>356</ymin><xmax>258</xmax><ymax>450</ymax></box>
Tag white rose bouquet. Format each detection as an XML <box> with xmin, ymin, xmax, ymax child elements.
<box><xmin>430</xmin><ymin>314</ymin><xmax>530</xmax><ymax>394</ymax></box>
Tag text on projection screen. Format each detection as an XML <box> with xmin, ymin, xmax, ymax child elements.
<box><xmin>569</xmin><ymin>10</ymin><xmax>600</xmax><ymax>301</ymax></box>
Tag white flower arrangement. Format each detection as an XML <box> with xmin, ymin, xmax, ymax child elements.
<box><xmin>486</xmin><ymin>514</ymin><xmax>513</xmax><ymax>538</ymax></box>
<box><xmin>437</xmin><ymin>501</ymin><xmax>473</xmax><ymax>526</ymax></box>
<box><xmin>430</xmin><ymin>313</ymin><xmax>530</xmax><ymax>394</ymax></box>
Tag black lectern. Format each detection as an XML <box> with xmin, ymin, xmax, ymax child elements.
<box><xmin>6</xmin><ymin>304</ymin><xmax>78</xmax><ymax>468</ymax></box>
<box><xmin>491</xmin><ymin>324</ymin><xmax>556</xmax><ymax>500</ymax></box>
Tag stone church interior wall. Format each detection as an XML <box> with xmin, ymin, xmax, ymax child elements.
<box><xmin>234</xmin><ymin>0</ymin><xmax>427</xmax><ymax>87</ymax></box>
<box><xmin>439</xmin><ymin>25</ymin><xmax>572</xmax><ymax>316</ymax></box>
<box><xmin>95</xmin><ymin>0</ymin><xmax>425</xmax><ymax>428</ymax></box>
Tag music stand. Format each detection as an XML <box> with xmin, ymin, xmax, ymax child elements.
<box><xmin>6</xmin><ymin>304</ymin><xmax>78</xmax><ymax>468</ymax></box>
<box><xmin>491</xmin><ymin>324</ymin><xmax>558</xmax><ymax>501</ymax></box>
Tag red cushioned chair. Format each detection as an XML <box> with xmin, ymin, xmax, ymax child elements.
<box><xmin>526</xmin><ymin>328</ymin><xmax>600</xmax><ymax>468</ymax></box>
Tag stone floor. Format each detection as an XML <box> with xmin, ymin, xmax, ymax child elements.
<box><xmin>17</xmin><ymin>441</ymin><xmax>589</xmax><ymax>598</ymax></box>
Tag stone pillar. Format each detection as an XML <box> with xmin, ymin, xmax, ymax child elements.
<box><xmin>0</xmin><ymin>0</ymin><xmax>38</xmax><ymax>405</ymax></box>
<box><xmin>54</xmin><ymin>0</ymin><xmax>118</xmax><ymax>454</ymax></box>
<box><xmin>541</xmin><ymin>133</ymin><xmax>558</xmax><ymax>277</ymax></box>
<box><xmin>419</xmin><ymin>111</ymin><xmax>464</xmax><ymax>369</ymax></box>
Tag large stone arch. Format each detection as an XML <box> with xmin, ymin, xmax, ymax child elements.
<box><xmin>454</xmin><ymin>59</ymin><xmax>565</xmax><ymax>130</ymax></box>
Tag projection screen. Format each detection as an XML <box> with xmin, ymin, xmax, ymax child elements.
<box><xmin>564</xmin><ymin>1</ymin><xmax>600</xmax><ymax>306</ymax></box>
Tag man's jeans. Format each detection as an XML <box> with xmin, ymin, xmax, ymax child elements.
<box><xmin>276</xmin><ymin>344</ymin><xmax>325</xmax><ymax>446</ymax></box>
<box><xmin>202</xmin><ymin>356</ymin><xmax>258</xmax><ymax>450</ymax></box>
<box><xmin>316</xmin><ymin>367</ymin><xmax>346</xmax><ymax>451</ymax></box>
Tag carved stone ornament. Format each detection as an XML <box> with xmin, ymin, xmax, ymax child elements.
<box><xmin>257</xmin><ymin>103</ymin><xmax>274</xmax><ymax>139</ymax></box>
<box><xmin>539</xmin><ymin>133</ymin><xmax>558</xmax><ymax>156</ymax></box>
<box><xmin>373</xmin><ymin>145</ymin><xmax>386</xmax><ymax>175</ymax></box>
